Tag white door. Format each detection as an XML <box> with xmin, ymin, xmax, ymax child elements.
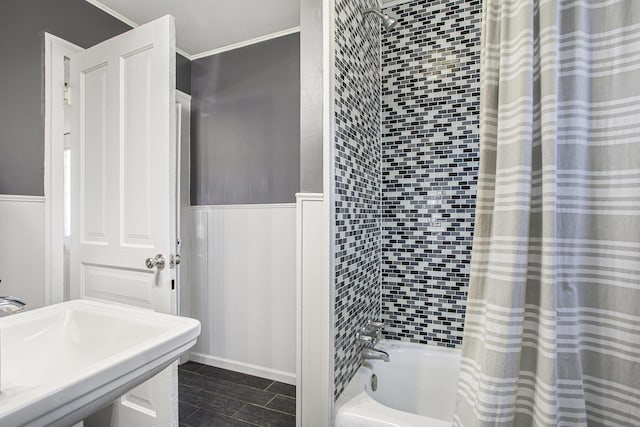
<box><xmin>70</xmin><ymin>15</ymin><xmax>178</xmax><ymax>426</ymax></box>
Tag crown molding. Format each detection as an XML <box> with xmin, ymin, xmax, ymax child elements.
<box><xmin>190</xmin><ymin>26</ymin><xmax>301</xmax><ymax>61</ymax></box>
<box><xmin>85</xmin><ymin>0</ymin><xmax>138</xmax><ymax>28</ymax></box>
<box><xmin>85</xmin><ymin>0</ymin><xmax>299</xmax><ymax>60</ymax></box>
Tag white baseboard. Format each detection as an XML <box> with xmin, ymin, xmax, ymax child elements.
<box><xmin>188</xmin><ymin>352</ymin><xmax>296</xmax><ymax>385</ymax></box>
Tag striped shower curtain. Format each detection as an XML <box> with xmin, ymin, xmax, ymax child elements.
<box><xmin>454</xmin><ymin>0</ymin><xmax>640</xmax><ymax>426</ymax></box>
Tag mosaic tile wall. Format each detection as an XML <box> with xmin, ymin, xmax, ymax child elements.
<box><xmin>333</xmin><ymin>0</ymin><xmax>382</xmax><ymax>400</ymax></box>
<box><xmin>380</xmin><ymin>0</ymin><xmax>482</xmax><ymax>347</ymax></box>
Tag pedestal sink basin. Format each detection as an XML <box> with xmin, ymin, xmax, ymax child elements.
<box><xmin>0</xmin><ymin>299</ymin><xmax>200</xmax><ymax>426</ymax></box>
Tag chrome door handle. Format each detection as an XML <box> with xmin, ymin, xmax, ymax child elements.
<box><xmin>145</xmin><ymin>254</ymin><xmax>166</xmax><ymax>270</ymax></box>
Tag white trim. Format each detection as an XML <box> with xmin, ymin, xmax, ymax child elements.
<box><xmin>175</xmin><ymin>90</ymin><xmax>192</xmax><ymax>102</ymax></box>
<box><xmin>189</xmin><ymin>27</ymin><xmax>301</xmax><ymax>60</ymax></box>
<box><xmin>295</xmin><ymin>194</ymin><xmax>302</xmax><ymax>427</ymax></box>
<box><xmin>85</xmin><ymin>0</ymin><xmax>298</xmax><ymax>60</ymax></box>
<box><xmin>296</xmin><ymin>192</ymin><xmax>331</xmax><ymax>426</ymax></box>
<box><xmin>175</xmin><ymin>89</ymin><xmax>191</xmax><ymax>351</ymax></box>
<box><xmin>84</xmin><ymin>0</ymin><xmax>191</xmax><ymax>58</ymax></box>
<box><xmin>381</xmin><ymin>0</ymin><xmax>414</xmax><ymax>8</ymax></box>
<box><xmin>189</xmin><ymin>203</ymin><xmax>296</xmax><ymax>211</ymax></box>
<box><xmin>177</xmin><ymin>47</ymin><xmax>193</xmax><ymax>60</ymax></box>
<box><xmin>189</xmin><ymin>352</ymin><xmax>296</xmax><ymax>385</ymax></box>
<box><xmin>85</xmin><ymin>0</ymin><xmax>138</xmax><ymax>28</ymax></box>
<box><xmin>44</xmin><ymin>33</ymin><xmax>82</xmax><ymax>307</ymax></box>
<box><xmin>0</xmin><ymin>195</ymin><xmax>45</xmax><ymax>203</ymax></box>
<box><xmin>296</xmin><ymin>0</ymin><xmax>335</xmax><ymax>425</ymax></box>
<box><xmin>295</xmin><ymin>193</ymin><xmax>324</xmax><ymax>200</ymax></box>
<box><xmin>178</xmin><ymin>48</ymin><xmax>193</xmax><ymax>60</ymax></box>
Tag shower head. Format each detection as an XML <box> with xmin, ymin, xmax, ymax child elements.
<box><xmin>362</xmin><ymin>8</ymin><xmax>399</xmax><ymax>31</ymax></box>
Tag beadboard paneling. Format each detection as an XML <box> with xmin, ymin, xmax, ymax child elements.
<box><xmin>187</xmin><ymin>204</ymin><xmax>297</xmax><ymax>384</ymax></box>
<box><xmin>0</xmin><ymin>196</ymin><xmax>46</xmax><ymax>309</ymax></box>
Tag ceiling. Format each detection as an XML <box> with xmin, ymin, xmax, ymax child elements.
<box><xmin>86</xmin><ymin>0</ymin><xmax>300</xmax><ymax>59</ymax></box>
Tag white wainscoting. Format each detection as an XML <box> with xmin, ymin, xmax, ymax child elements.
<box><xmin>0</xmin><ymin>195</ymin><xmax>46</xmax><ymax>310</ymax></box>
<box><xmin>187</xmin><ymin>203</ymin><xmax>297</xmax><ymax>384</ymax></box>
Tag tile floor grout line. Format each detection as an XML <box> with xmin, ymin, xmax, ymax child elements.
<box><xmin>184</xmin><ymin>362</ymin><xmax>275</xmax><ymax>387</ymax></box>
<box><xmin>243</xmin><ymin>401</ymin><xmax>297</xmax><ymax>418</ymax></box>
<box><xmin>180</xmin><ymin>402</ymin><xmax>199</xmax><ymax>420</ymax></box>
<box><xmin>181</xmin><ymin>369</ymin><xmax>278</xmax><ymax>394</ymax></box>
<box><xmin>265</xmin><ymin>382</ymin><xmax>296</xmax><ymax>392</ymax></box>
<box><xmin>180</xmin><ymin>362</ymin><xmax>205</xmax><ymax>374</ymax></box>
<box><xmin>228</xmin><ymin>414</ymin><xmax>262</xmax><ymax>427</ymax></box>
<box><xmin>179</xmin><ymin>366</ymin><xmax>296</xmax><ymax>425</ymax></box>
<box><xmin>180</xmin><ymin>407</ymin><xmax>200</xmax><ymax>427</ymax></box>
<box><xmin>183</xmin><ymin>364</ymin><xmax>295</xmax><ymax>396</ymax></box>
<box><xmin>275</xmin><ymin>393</ymin><xmax>296</xmax><ymax>400</ymax></box>
<box><xmin>186</xmin><ymin>406</ymin><xmax>262</xmax><ymax>427</ymax></box>
<box><xmin>227</xmin><ymin>404</ymin><xmax>264</xmax><ymax>427</ymax></box>
<box><xmin>178</xmin><ymin>386</ymin><xmax>273</xmax><ymax>412</ymax></box>
<box><xmin>264</xmin><ymin>394</ymin><xmax>279</xmax><ymax>407</ymax></box>
<box><xmin>230</xmin><ymin>403</ymin><xmax>247</xmax><ymax>419</ymax></box>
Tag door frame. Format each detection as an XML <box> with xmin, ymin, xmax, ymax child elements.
<box><xmin>44</xmin><ymin>33</ymin><xmax>82</xmax><ymax>306</ymax></box>
<box><xmin>175</xmin><ymin>89</ymin><xmax>191</xmax><ymax>318</ymax></box>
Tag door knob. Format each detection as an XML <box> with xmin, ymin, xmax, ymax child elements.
<box><xmin>145</xmin><ymin>254</ymin><xmax>165</xmax><ymax>270</ymax></box>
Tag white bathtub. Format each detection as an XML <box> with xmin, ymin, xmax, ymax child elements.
<box><xmin>335</xmin><ymin>340</ymin><xmax>461</xmax><ymax>427</ymax></box>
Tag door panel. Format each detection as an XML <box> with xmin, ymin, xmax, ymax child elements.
<box><xmin>121</xmin><ymin>46</ymin><xmax>154</xmax><ymax>248</ymax></box>
<box><xmin>82</xmin><ymin>264</ymin><xmax>155</xmax><ymax>309</ymax></box>
<box><xmin>81</xmin><ymin>64</ymin><xmax>108</xmax><ymax>244</ymax></box>
<box><xmin>71</xmin><ymin>15</ymin><xmax>177</xmax><ymax>427</ymax></box>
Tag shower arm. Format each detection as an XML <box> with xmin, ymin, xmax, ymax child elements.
<box><xmin>362</xmin><ymin>7</ymin><xmax>387</xmax><ymax>20</ymax></box>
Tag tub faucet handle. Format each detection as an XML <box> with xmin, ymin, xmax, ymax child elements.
<box><xmin>367</xmin><ymin>320</ymin><xmax>385</xmax><ymax>330</ymax></box>
<box><xmin>364</xmin><ymin>320</ymin><xmax>385</xmax><ymax>338</ymax></box>
<box><xmin>356</xmin><ymin>332</ymin><xmax>377</xmax><ymax>347</ymax></box>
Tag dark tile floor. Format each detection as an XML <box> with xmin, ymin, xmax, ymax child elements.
<box><xmin>178</xmin><ymin>362</ymin><xmax>296</xmax><ymax>427</ymax></box>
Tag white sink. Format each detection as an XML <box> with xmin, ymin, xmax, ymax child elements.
<box><xmin>0</xmin><ymin>299</ymin><xmax>200</xmax><ymax>426</ymax></box>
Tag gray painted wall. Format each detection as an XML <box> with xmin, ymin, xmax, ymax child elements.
<box><xmin>190</xmin><ymin>33</ymin><xmax>300</xmax><ymax>205</ymax></box>
<box><xmin>0</xmin><ymin>0</ymin><xmax>190</xmax><ymax>196</ymax></box>
<box><xmin>176</xmin><ymin>53</ymin><xmax>191</xmax><ymax>94</ymax></box>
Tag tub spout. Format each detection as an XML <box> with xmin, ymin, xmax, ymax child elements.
<box><xmin>362</xmin><ymin>347</ymin><xmax>390</xmax><ymax>362</ymax></box>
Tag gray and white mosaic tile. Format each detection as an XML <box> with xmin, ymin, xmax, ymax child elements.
<box><xmin>333</xmin><ymin>0</ymin><xmax>382</xmax><ymax>400</ymax></box>
<box><xmin>380</xmin><ymin>0</ymin><xmax>482</xmax><ymax>347</ymax></box>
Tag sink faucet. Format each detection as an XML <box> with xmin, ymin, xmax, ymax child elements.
<box><xmin>0</xmin><ymin>296</ymin><xmax>26</xmax><ymax>316</ymax></box>
<box><xmin>0</xmin><ymin>279</ymin><xmax>26</xmax><ymax>316</ymax></box>
<box><xmin>357</xmin><ymin>320</ymin><xmax>390</xmax><ymax>362</ymax></box>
